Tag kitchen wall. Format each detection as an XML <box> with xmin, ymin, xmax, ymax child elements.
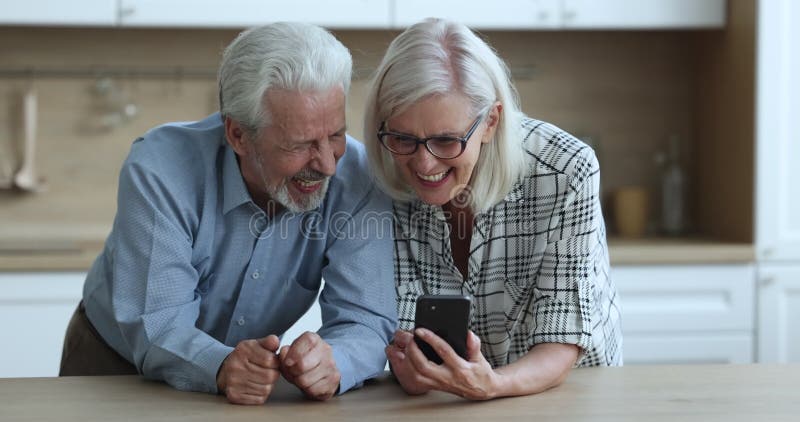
<box><xmin>0</xmin><ymin>26</ymin><xmax>706</xmax><ymax>243</ymax></box>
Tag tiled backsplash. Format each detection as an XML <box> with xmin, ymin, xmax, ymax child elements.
<box><xmin>0</xmin><ymin>27</ymin><xmax>700</xmax><ymax>242</ymax></box>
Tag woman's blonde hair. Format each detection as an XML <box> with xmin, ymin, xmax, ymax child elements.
<box><xmin>363</xmin><ymin>18</ymin><xmax>527</xmax><ymax>212</ymax></box>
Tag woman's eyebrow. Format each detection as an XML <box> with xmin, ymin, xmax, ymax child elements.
<box><xmin>385</xmin><ymin>126</ymin><xmax>461</xmax><ymax>138</ymax></box>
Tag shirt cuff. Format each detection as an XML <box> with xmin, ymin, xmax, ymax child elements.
<box><xmin>531</xmin><ymin>297</ymin><xmax>590</xmax><ymax>352</ymax></box>
<box><xmin>195</xmin><ymin>342</ymin><xmax>235</xmax><ymax>394</ymax></box>
<box><xmin>331</xmin><ymin>345</ymin><xmax>362</xmax><ymax>394</ymax></box>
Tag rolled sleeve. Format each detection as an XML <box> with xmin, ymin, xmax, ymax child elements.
<box><xmin>530</xmin><ymin>150</ymin><xmax>603</xmax><ymax>360</ymax></box>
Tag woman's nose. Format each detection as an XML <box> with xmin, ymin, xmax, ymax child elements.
<box><xmin>410</xmin><ymin>144</ymin><xmax>440</xmax><ymax>171</ymax></box>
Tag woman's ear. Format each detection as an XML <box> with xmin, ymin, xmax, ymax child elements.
<box><xmin>481</xmin><ymin>101</ymin><xmax>503</xmax><ymax>144</ymax></box>
<box><xmin>224</xmin><ymin>116</ymin><xmax>249</xmax><ymax>156</ymax></box>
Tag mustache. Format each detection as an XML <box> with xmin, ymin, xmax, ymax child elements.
<box><xmin>293</xmin><ymin>168</ymin><xmax>328</xmax><ymax>182</ymax></box>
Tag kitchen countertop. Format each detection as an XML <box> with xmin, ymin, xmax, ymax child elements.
<box><xmin>608</xmin><ymin>237</ymin><xmax>755</xmax><ymax>265</ymax></box>
<box><xmin>0</xmin><ymin>238</ymin><xmax>104</xmax><ymax>271</ymax></box>
<box><xmin>0</xmin><ymin>237</ymin><xmax>755</xmax><ymax>271</ymax></box>
<box><xmin>0</xmin><ymin>365</ymin><xmax>797</xmax><ymax>421</ymax></box>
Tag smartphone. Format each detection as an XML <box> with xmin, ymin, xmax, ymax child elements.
<box><xmin>413</xmin><ymin>294</ymin><xmax>473</xmax><ymax>364</ymax></box>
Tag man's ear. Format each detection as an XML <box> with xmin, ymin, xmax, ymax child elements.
<box><xmin>225</xmin><ymin>116</ymin><xmax>249</xmax><ymax>156</ymax></box>
<box><xmin>481</xmin><ymin>101</ymin><xmax>503</xmax><ymax>144</ymax></box>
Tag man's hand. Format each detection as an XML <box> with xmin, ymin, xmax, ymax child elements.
<box><xmin>278</xmin><ymin>332</ymin><xmax>341</xmax><ymax>400</ymax></box>
<box><xmin>217</xmin><ymin>335</ymin><xmax>281</xmax><ymax>405</ymax></box>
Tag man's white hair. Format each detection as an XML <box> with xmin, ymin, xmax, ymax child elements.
<box><xmin>218</xmin><ymin>22</ymin><xmax>353</xmax><ymax>136</ymax></box>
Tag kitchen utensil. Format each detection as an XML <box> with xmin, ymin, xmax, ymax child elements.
<box><xmin>0</xmin><ymin>141</ymin><xmax>13</xmax><ymax>188</ymax></box>
<box><xmin>613</xmin><ymin>186</ymin><xmax>649</xmax><ymax>238</ymax></box>
<box><xmin>92</xmin><ymin>77</ymin><xmax>139</xmax><ymax>131</ymax></box>
<box><xmin>13</xmin><ymin>88</ymin><xmax>45</xmax><ymax>192</ymax></box>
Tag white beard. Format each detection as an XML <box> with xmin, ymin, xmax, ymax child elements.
<box><xmin>250</xmin><ymin>141</ymin><xmax>330</xmax><ymax>213</ymax></box>
<box><xmin>268</xmin><ymin>177</ymin><xmax>329</xmax><ymax>213</ymax></box>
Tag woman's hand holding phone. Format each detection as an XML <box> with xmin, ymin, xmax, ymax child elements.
<box><xmin>386</xmin><ymin>328</ymin><xmax>505</xmax><ymax>400</ymax></box>
<box><xmin>385</xmin><ymin>330</ymin><xmax>434</xmax><ymax>395</ymax></box>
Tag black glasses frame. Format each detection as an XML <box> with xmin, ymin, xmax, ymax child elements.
<box><xmin>377</xmin><ymin>110</ymin><xmax>488</xmax><ymax>159</ymax></box>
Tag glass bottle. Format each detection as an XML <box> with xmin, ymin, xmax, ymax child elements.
<box><xmin>657</xmin><ymin>135</ymin><xmax>686</xmax><ymax>236</ymax></box>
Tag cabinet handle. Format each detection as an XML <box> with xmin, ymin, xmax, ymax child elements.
<box><xmin>759</xmin><ymin>276</ymin><xmax>775</xmax><ymax>286</ymax></box>
<box><xmin>119</xmin><ymin>6</ymin><xmax>136</xmax><ymax>19</ymax></box>
<box><xmin>537</xmin><ymin>10</ymin><xmax>550</xmax><ymax>21</ymax></box>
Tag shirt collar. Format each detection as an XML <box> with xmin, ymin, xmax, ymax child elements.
<box><xmin>222</xmin><ymin>143</ymin><xmax>253</xmax><ymax>215</ymax></box>
<box><xmin>503</xmin><ymin>179</ymin><xmax>526</xmax><ymax>203</ymax></box>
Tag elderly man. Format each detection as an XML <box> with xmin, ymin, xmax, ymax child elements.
<box><xmin>59</xmin><ymin>22</ymin><xmax>396</xmax><ymax>405</ymax></box>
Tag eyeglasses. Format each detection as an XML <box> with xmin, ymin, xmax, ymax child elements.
<box><xmin>377</xmin><ymin>110</ymin><xmax>487</xmax><ymax>159</ymax></box>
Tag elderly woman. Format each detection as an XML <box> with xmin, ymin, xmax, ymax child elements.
<box><xmin>363</xmin><ymin>19</ymin><xmax>622</xmax><ymax>400</ymax></box>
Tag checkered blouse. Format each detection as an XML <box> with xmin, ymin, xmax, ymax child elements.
<box><xmin>393</xmin><ymin>117</ymin><xmax>623</xmax><ymax>367</ymax></box>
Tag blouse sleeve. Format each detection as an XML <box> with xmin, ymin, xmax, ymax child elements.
<box><xmin>528</xmin><ymin>147</ymin><xmax>618</xmax><ymax>366</ymax></box>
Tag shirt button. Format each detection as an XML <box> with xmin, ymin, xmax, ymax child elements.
<box><xmin>237</xmin><ymin>317</ymin><xmax>245</xmax><ymax>326</ymax></box>
<box><xmin>252</xmin><ymin>271</ymin><xmax>260</xmax><ymax>279</ymax></box>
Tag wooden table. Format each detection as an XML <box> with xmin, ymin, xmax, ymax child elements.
<box><xmin>1</xmin><ymin>365</ymin><xmax>798</xmax><ymax>421</ymax></box>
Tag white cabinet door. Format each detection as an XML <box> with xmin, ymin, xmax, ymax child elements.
<box><xmin>561</xmin><ymin>0</ymin><xmax>726</xmax><ymax>29</ymax></box>
<box><xmin>0</xmin><ymin>272</ymin><xmax>85</xmax><ymax>377</ymax></box>
<box><xmin>757</xmin><ymin>264</ymin><xmax>800</xmax><ymax>363</ymax></box>
<box><xmin>393</xmin><ymin>0</ymin><xmax>561</xmax><ymax>29</ymax></box>
<box><xmin>755</xmin><ymin>0</ymin><xmax>800</xmax><ymax>262</ymax></box>
<box><xmin>625</xmin><ymin>334</ymin><xmax>753</xmax><ymax>364</ymax></box>
<box><xmin>0</xmin><ymin>0</ymin><xmax>116</xmax><ymax>26</ymax></box>
<box><xmin>613</xmin><ymin>265</ymin><xmax>755</xmax><ymax>333</ymax></box>
<box><xmin>613</xmin><ymin>264</ymin><xmax>755</xmax><ymax>365</ymax></box>
<box><xmin>119</xmin><ymin>0</ymin><xmax>391</xmax><ymax>28</ymax></box>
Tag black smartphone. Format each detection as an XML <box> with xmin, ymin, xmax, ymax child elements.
<box><xmin>413</xmin><ymin>294</ymin><xmax>473</xmax><ymax>364</ymax></box>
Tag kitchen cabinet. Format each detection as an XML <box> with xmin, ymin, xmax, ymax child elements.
<box><xmin>755</xmin><ymin>0</ymin><xmax>800</xmax><ymax>262</ymax></box>
<box><xmin>393</xmin><ymin>0</ymin><xmax>725</xmax><ymax>29</ymax></box>
<box><xmin>0</xmin><ymin>0</ymin><xmax>725</xmax><ymax>30</ymax></box>
<box><xmin>393</xmin><ymin>0</ymin><xmax>561</xmax><ymax>29</ymax></box>
<box><xmin>0</xmin><ymin>0</ymin><xmax>116</xmax><ymax>26</ymax></box>
<box><xmin>754</xmin><ymin>0</ymin><xmax>800</xmax><ymax>364</ymax></box>
<box><xmin>0</xmin><ymin>270</ymin><xmax>322</xmax><ymax>377</ymax></box>
<box><xmin>613</xmin><ymin>264</ymin><xmax>755</xmax><ymax>364</ymax></box>
<box><xmin>560</xmin><ymin>0</ymin><xmax>726</xmax><ymax>29</ymax></box>
<box><xmin>757</xmin><ymin>265</ymin><xmax>800</xmax><ymax>363</ymax></box>
<box><xmin>118</xmin><ymin>0</ymin><xmax>392</xmax><ymax>29</ymax></box>
<box><xmin>0</xmin><ymin>272</ymin><xmax>84</xmax><ymax>377</ymax></box>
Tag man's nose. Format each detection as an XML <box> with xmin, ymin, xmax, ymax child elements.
<box><xmin>312</xmin><ymin>139</ymin><xmax>337</xmax><ymax>177</ymax></box>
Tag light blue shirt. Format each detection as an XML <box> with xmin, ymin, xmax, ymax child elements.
<box><xmin>83</xmin><ymin>113</ymin><xmax>397</xmax><ymax>394</ymax></box>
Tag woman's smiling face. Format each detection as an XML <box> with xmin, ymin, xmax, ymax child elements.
<box><xmin>384</xmin><ymin>94</ymin><xmax>498</xmax><ymax>206</ymax></box>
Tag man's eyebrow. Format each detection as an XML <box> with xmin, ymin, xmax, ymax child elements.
<box><xmin>290</xmin><ymin>126</ymin><xmax>348</xmax><ymax>144</ymax></box>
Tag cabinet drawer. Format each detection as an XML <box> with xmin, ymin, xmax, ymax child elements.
<box><xmin>624</xmin><ymin>334</ymin><xmax>754</xmax><ymax>364</ymax></box>
<box><xmin>613</xmin><ymin>265</ymin><xmax>755</xmax><ymax>333</ymax></box>
<box><xmin>0</xmin><ymin>273</ymin><xmax>85</xmax><ymax>377</ymax></box>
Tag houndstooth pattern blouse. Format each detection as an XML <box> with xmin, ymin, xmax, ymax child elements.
<box><xmin>393</xmin><ymin>117</ymin><xmax>623</xmax><ymax>368</ymax></box>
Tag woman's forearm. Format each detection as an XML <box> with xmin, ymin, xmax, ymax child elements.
<box><xmin>492</xmin><ymin>343</ymin><xmax>579</xmax><ymax>397</ymax></box>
